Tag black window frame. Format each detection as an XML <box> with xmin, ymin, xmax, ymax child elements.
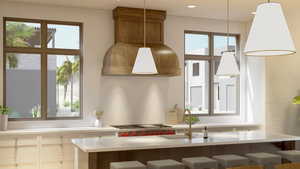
<box><xmin>184</xmin><ymin>30</ymin><xmax>240</xmax><ymax>116</ymax></box>
<box><xmin>3</xmin><ymin>17</ymin><xmax>83</xmax><ymax>121</ymax></box>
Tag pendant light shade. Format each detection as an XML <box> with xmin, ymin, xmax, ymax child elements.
<box><xmin>132</xmin><ymin>0</ymin><xmax>157</xmax><ymax>74</ymax></box>
<box><xmin>216</xmin><ymin>52</ymin><xmax>240</xmax><ymax>77</ymax></box>
<box><xmin>245</xmin><ymin>3</ymin><xmax>296</xmax><ymax>56</ymax></box>
<box><xmin>216</xmin><ymin>0</ymin><xmax>239</xmax><ymax>77</ymax></box>
<box><xmin>132</xmin><ymin>47</ymin><xmax>158</xmax><ymax>74</ymax></box>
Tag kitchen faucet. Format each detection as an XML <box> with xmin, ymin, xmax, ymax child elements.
<box><xmin>185</xmin><ymin>109</ymin><xmax>192</xmax><ymax>140</ymax></box>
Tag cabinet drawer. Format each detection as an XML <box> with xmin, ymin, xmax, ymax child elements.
<box><xmin>41</xmin><ymin>137</ymin><xmax>62</xmax><ymax>145</ymax></box>
<box><xmin>17</xmin><ymin>137</ymin><xmax>38</xmax><ymax>146</ymax></box>
<box><xmin>41</xmin><ymin>162</ymin><xmax>62</xmax><ymax>169</ymax></box>
<box><xmin>0</xmin><ymin>139</ymin><xmax>16</xmax><ymax>147</ymax></box>
<box><xmin>0</xmin><ymin>147</ymin><xmax>16</xmax><ymax>165</ymax></box>
<box><xmin>17</xmin><ymin>146</ymin><xmax>38</xmax><ymax>164</ymax></box>
<box><xmin>41</xmin><ymin>145</ymin><xmax>62</xmax><ymax>162</ymax></box>
<box><xmin>17</xmin><ymin>164</ymin><xmax>38</xmax><ymax>169</ymax></box>
<box><xmin>62</xmin><ymin>161</ymin><xmax>73</xmax><ymax>169</ymax></box>
<box><xmin>63</xmin><ymin>144</ymin><xmax>74</xmax><ymax>161</ymax></box>
<box><xmin>0</xmin><ymin>164</ymin><xmax>16</xmax><ymax>169</ymax></box>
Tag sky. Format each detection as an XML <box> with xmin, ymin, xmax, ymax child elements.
<box><xmin>185</xmin><ymin>33</ymin><xmax>236</xmax><ymax>55</ymax></box>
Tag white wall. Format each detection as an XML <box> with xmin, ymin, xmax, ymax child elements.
<box><xmin>265</xmin><ymin>8</ymin><xmax>300</xmax><ymax>135</ymax></box>
<box><xmin>0</xmin><ymin>1</ymin><xmax>265</xmax><ymax>129</ymax></box>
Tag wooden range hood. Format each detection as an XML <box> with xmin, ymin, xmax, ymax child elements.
<box><xmin>102</xmin><ymin>7</ymin><xmax>181</xmax><ymax>76</ymax></box>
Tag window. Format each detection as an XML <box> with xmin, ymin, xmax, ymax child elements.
<box><xmin>3</xmin><ymin>18</ymin><xmax>83</xmax><ymax>120</ymax></box>
<box><xmin>184</xmin><ymin>31</ymin><xmax>240</xmax><ymax>115</ymax></box>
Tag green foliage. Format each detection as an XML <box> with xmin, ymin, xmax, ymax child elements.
<box><xmin>6</xmin><ymin>22</ymin><xmax>35</xmax><ymax>47</ymax></box>
<box><xmin>63</xmin><ymin>101</ymin><xmax>70</xmax><ymax>107</ymax></box>
<box><xmin>184</xmin><ymin>115</ymin><xmax>200</xmax><ymax>125</ymax></box>
<box><xmin>31</xmin><ymin>105</ymin><xmax>41</xmax><ymax>118</ymax></box>
<box><xmin>71</xmin><ymin>100</ymin><xmax>80</xmax><ymax>112</ymax></box>
<box><xmin>63</xmin><ymin>100</ymin><xmax>80</xmax><ymax>112</ymax></box>
<box><xmin>56</xmin><ymin>57</ymin><xmax>80</xmax><ymax>102</ymax></box>
<box><xmin>293</xmin><ymin>96</ymin><xmax>300</xmax><ymax>104</ymax></box>
<box><xmin>7</xmin><ymin>53</ymin><xmax>19</xmax><ymax>69</ymax></box>
<box><xmin>0</xmin><ymin>105</ymin><xmax>11</xmax><ymax>115</ymax></box>
<box><xmin>6</xmin><ymin>22</ymin><xmax>35</xmax><ymax>68</ymax></box>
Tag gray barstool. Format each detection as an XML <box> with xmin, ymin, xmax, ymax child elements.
<box><xmin>277</xmin><ymin>150</ymin><xmax>300</xmax><ymax>163</ymax></box>
<box><xmin>111</xmin><ymin>161</ymin><xmax>146</xmax><ymax>169</ymax></box>
<box><xmin>213</xmin><ymin>154</ymin><xmax>249</xmax><ymax>169</ymax></box>
<box><xmin>147</xmin><ymin>159</ymin><xmax>185</xmax><ymax>169</ymax></box>
<box><xmin>182</xmin><ymin>157</ymin><xmax>218</xmax><ymax>169</ymax></box>
<box><xmin>246</xmin><ymin>152</ymin><xmax>281</xmax><ymax>169</ymax></box>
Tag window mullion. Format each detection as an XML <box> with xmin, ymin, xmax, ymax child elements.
<box><xmin>208</xmin><ymin>33</ymin><xmax>214</xmax><ymax>116</ymax></box>
<box><xmin>41</xmin><ymin>21</ymin><xmax>48</xmax><ymax>120</ymax></box>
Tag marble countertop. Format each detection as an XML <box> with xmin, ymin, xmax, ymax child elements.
<box><xmin>72</xmin><ymin>131</ymin><xmax>300</xmax><ymax>153</ymax></box>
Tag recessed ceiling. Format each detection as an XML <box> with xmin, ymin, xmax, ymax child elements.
<box><xmin>3</xmin><ymin>0</ymin><xmax>298</xmax><ymax>21</ymax></box>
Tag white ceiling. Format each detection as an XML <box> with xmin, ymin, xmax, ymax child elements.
<box><xmin>3</xmin><ymin>0</ymin><xmax>298</xmax><ymax>21</ymax></box>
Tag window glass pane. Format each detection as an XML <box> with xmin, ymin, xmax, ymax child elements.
<box><xmin>6</xmin><ymin>53</ymin><xmax>41</xmax><ymax>118</ymax></box>
<box><xmin>185</xmin><ymin>60</ymin><xmax>209</xmax><ymax>115</ymax></box>
<box><xmin>6</xmin><ymin>21</ymin><xmax>41</xmax><ymax>48</ymax></box>
<box><xmin>47</xmin><ymin>24</ymin><xmax>80</xmax><ymax>49</ymax></box>
<box><xmin>214</xmin><ymin>59</ymin><xmax>237</xmax><ymax>114</ymax></box>
<box><xmin>192</xmin><ymin>63</ymin><xmax>200</xmax><ymax>76</ymax></box>
<box><xmin>48</xmin><ymin>55</ymin><xmax>80</xmax><ymax>118</ymax></box>
<box><xmin>214</xmin><ymin>35</ymin><xmax>236</xmax><ymax>56</ymax></box>
<box><xmin>185</xmin><ymin>34</ymin><xmax>209</xmax><ymax>55</ymax></box>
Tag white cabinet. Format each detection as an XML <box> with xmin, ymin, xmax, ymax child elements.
<box><xmin>0</xmin><ymin>132</ymin><xmax>112</xmax><ymax>169</ymax></box>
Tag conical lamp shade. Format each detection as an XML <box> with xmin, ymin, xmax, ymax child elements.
<box><xmin>245</xmin><ymin>3</ymin><xmax>296</xmax><ymax>56</ymax></box>
<box><xmin>132</xmin><ymin>47</ymin><xmax>158</xmax><ymax>74</ymax></box>
<box><xmin>216</xmin><ymin>52</ymin><xmax>239</xmax><ymax>77</ymax></box>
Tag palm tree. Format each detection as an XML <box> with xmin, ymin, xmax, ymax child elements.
<box><xmin>56</xmin><ymin>56</ymin><xmax>80</xmax><ymax>112</ymax></box>
<box><xmin>56</xmin><ymin>59</ymin><xmax>72</xmax><ymax>102</ymax></box>
<box><xmin>70</xmin><ymin>58</ymin><xmax>80</xmax><ymax>111</ymax></box>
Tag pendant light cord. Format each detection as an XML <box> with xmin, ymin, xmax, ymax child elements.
<box><xmin>144</xmin><ymin>0</ymin><xmax>146</xmax><ymax>47</ymax></box>
<box><xmin>226</xmin><ymin>0</ymin><xmax>229</xmax><ymax>51</ymax></box>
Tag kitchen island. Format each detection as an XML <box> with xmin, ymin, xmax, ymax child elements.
<box><xmin>72</xmin><ymin>131</ymin><xmax>300</xmax><ymax>169</ymax></box>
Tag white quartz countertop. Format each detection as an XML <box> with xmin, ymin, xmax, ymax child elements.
<box><xmin>0</xmin><ymin>127</ymin><xmax>118</xmax><ymax>136</ymax></box>
<box><xmin>72</xmin><ymin>131</ymin><xmax>300</xmax><ymax>153</ymax></box>
<box><xmin>0</xmin><ymin>123</ymin><xmax>259</xmax><ymax>136</ymax></box>
<box><xmin>171</xmin><ymin>123</ymin><xmax>259</xmax><ymax>130</ymax></box>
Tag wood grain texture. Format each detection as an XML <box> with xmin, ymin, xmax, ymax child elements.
<box><xmin>227</xmin><ymin>166</ymin><xmax>264</xmax><ymax>169</ymax></box>
<box><xmin>88</xmin><ymin>141</ymin><xmax>296</xmax><ymax>169</ymax></box>
<box><xmin>275</xmin><ymin>163</ymin><xmax>300</xmax><ymax>169</ymax></box>
<box><xmin>102</xmin><ymin>7</ymin><xmax>181</xmax><ymax>76</ymax></box>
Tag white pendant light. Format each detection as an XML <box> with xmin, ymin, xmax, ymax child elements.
<box><xmin>216</xmin><ymin>52</ymin><xmax>240</xmax><ymax>76</ymax></box>
<box><xmin>132</xmin><ymin>0</ymin><xmax>157</xmax><ymax>74</ymax></box>
<box><xmin>216</xmin><ymin>0</ymin><xmax>239</xmax><ymax>77</ymax></box>
<box><xmin>244</xmin><ymin>1</ymin><xmax>296</xmax><ymax>56</ymax></box>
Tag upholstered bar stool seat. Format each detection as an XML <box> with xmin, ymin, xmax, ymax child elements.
<box><xmin>111</xmin><ymin>161</ymin><xmax>146</xmax><ymax>169</ymax></box>
<box><xmin>277</xmin><ymin>150</ymin><xmax>300</xmax><ymax>162</ymax></box>
<box><xmin>147</xmin><ymin>159</ymin><xmax>185</xmax><ymax>169</ymax></box>
<box><xmin>213</xmin><ymin>154</ymin><xmax>249</xmax><ymax>169</ymax></box>
<box><xmin>246</xmin><ymin>152</ymin><xmax>281</xmax><ymax>169</ymax></box>
<box><xmin>182</xmin><ymin>157</ymin><xmax>218</xmax><ymax>169</ymax></box>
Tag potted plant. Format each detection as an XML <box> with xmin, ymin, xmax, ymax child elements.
<box><xmin>293</xmin><ymin>96</ymin><xmax>300</xmax><ymax>104</ymax></box>
<box><xmin>94</xmin><ymin>110</ymin><xmax>104</xmax><ymax>127</ymax></box>
<box><xmin>0</xmin><ymin>105</ymin><xmax>10</xmax><ymax>131</ymax></box>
